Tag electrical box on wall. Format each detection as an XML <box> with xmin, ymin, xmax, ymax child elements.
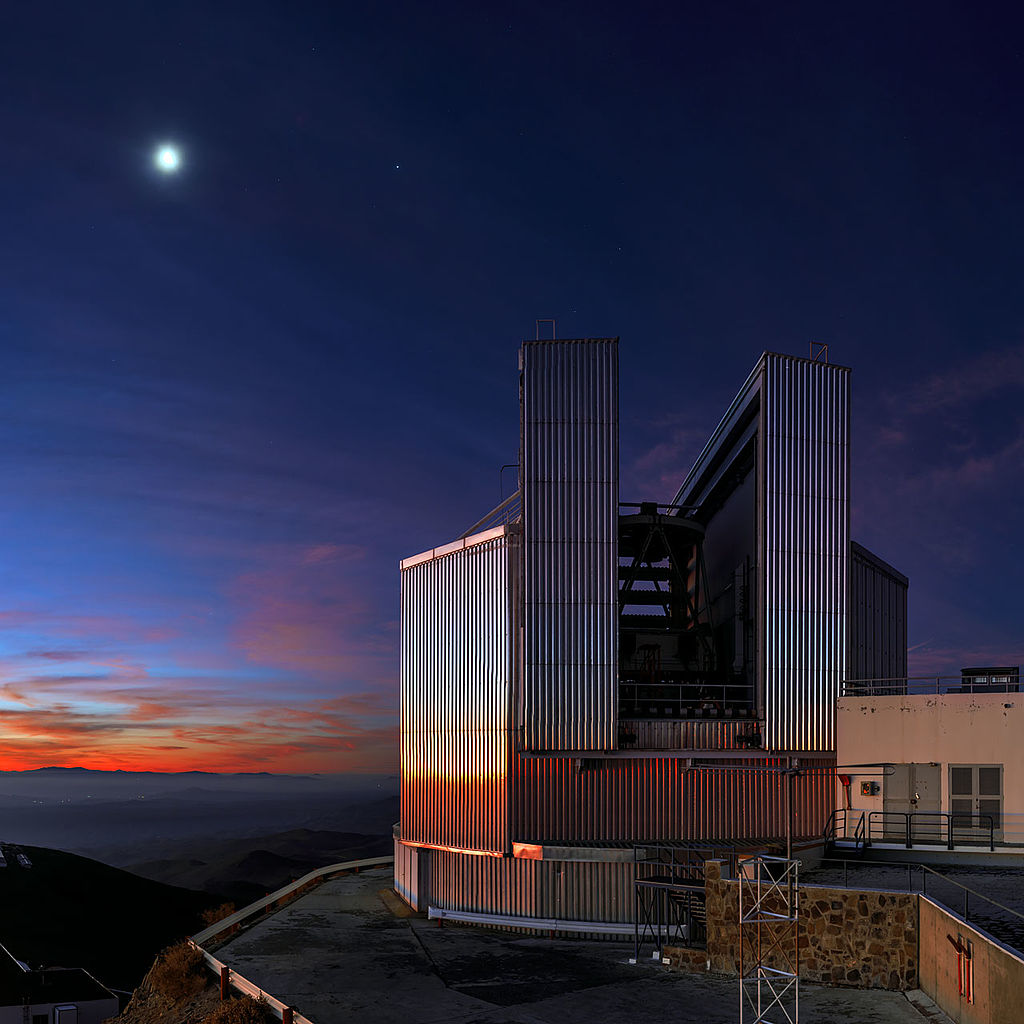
<box><xmin>860</xmin><ymin>781</ymin><xmax>879</xmax><ymax>796</ymax></box>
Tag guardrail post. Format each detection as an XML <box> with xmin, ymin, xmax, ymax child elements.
<box><xmin>948</xmin><ymin>816</ymin><xmax>954</xmax><ymax>851</ymax></box>
<box><xmin>283</xmin><ymin>1008</ymin><xmax>293</xmax><ymax>1024</ymax></box>
<box><xmin>905</xmin><ymin>814</ymin><xmax>912</xmax><ymax>850</ymax></box>
<box><xmin>220</xmin><ymin>966</ymin><xmax>230</xmax><ymax>1000</ymax></box>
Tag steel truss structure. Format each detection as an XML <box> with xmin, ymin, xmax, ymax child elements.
<box><xmin>739</xmin><ymin>855</ymin><xmax>800</xmax><ymax>1024</ymax></box>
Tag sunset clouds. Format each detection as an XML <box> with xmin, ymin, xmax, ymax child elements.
<box><xmin>3</xmin><ymin>2</ymin><xmax>1023</xmax><ymax>774</ymax></box>
<box><xmin>0</xmin><ymin>537</ymin><xmax>400</xmax><ymax>772</ymax></box>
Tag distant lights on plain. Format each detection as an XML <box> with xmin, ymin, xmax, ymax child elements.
<box><xmin>154</xmin><ymin>144</ymin><xmax>182</xmax><ymax>173</ymax></box>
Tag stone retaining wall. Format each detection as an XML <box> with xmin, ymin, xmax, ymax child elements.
<box><xmin>664</xmin><ymin>860</ymin><xmax>918</xmax><ymax>990</ymax></box>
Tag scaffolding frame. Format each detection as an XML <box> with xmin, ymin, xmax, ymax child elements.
<box><xmin>738</xmin><ymin>855</ymin><xmax>799</xmax><ymax>1024</ymax></box>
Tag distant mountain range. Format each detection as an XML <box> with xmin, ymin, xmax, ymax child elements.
<box><xmin>0</xmin><ymin>827</ymin><xmax>395</xmax><ymax>992</ymax></box>
<box><xmin>20</xmin><ymin>766</ymin><xmax>280</xmax><ymax>776</ymax></box>
<box><xmin>0</xmin><ymin>771</ymin><xmax>399</xmax><ymax>996</ymax></box>
<box><xmin>126</xmin><ymin>827</ymin><xmax>394</xmax><ymax>905</ymax></box>
<box><xmin>0</xmin><ymin>768</ymin><xmax>399</xmax><ymax>861</ymax></box>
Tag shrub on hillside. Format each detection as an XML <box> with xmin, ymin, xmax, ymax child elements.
<box><xmin>150</xmin><ymin>941</ymin><xmax>208</xmax><ymax>999</ymax></box>
<box><xmin>201</xmin><ymin>902</ymin><xmax>237</xmax><ymax>927</ymax></box>
<box><xmin>203</xmin><ymin>995</ymin><xmax>274</xmax><ymax>1024</ymax></box>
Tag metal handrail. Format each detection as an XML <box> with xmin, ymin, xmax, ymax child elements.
<box><xmin>459</xmin><ymin>491</ymin><xmax>521</xmax><ymax>538</ymax></box>
<box><xmin>633</xmin><ymin>877</ymin><xmax>706</xmax><ymax>962</ymax></box>
<box><xmin>634</xmin><ymin>842</ymin><xmax>740</xmax><ymax>881</ymax></box>
<box><xmin>843</xmin><ymin>674</ymin><xmax>1020</xmax><ymax>697</ymax></box>
<box><xmin>822</xmin><ymin>808</ymin><xmax>845</xmax><ymax>842</ymax></box>
<box><xmin>866</xmin><ymin>810</ymin><xmax>995</xmax><ymax>852</ymax></box>
<box><xmin>823</xmin><ymin>808</ymin><xmax>866</xmax><ymax>847</ymax></box>
<box><xmin>814</xmin><ymin>856</ymin><xmax>1024</xmax><ymax>941</ymax></box>
<box><xmin>193</xmin><ymin>856</ymin><xmax>394</xmax><ymax>945</ymax></box>
<box><xmin>618</xmin><ymin>680</ymin><xmax>755</xmax><ymax>718</ymax></box>
<box><xmin>191</xmin><ymin>856</ymin><xmax>394</xmax><ymax>1022</ymax></box>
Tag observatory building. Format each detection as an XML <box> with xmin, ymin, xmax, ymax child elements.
<box><xmin>394</xmin><ymin>338</ymin><xmax>906</xmax><ymax>926</ymax></box>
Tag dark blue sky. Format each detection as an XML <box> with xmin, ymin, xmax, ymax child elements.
<box><xmin>1</xmin><ymin>1</ymin><xmax>1021</xmax><ymax>770</ymax></box>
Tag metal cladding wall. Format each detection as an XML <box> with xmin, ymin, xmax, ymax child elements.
<box><xmin>393</xmin><ymin>838</ymin><xmax>429</xmax><ymax>911</ymax></box>
<box><xmin>511</xmin><ymin>755</ymin><xmax>833</xmax><ymax>843</ymax></box>
<box><xmin>399</xmin><ymin>526</ymin><xmax>519</xmax><ymax>854</ymax></box>
<box><xmin>616</xmin><ymin>718</ymin><xmax>755</xmax><ymax>751</ymax></box>
<box><xmin>761</xmin><ymin>354</ymin><xmax>850</xmax><ymax>751</ymax></box>
<box><xmin>520</xmin><ymin>338</ymin><xmax>619</xmax><ymax>751</ymax></box>
<box><xmin>674</xmin><ymin>352</ymin><xmax>851</xmax><ymax>753</ymax></box>
<box><xmin>847</xmin><ymin>541</ymin><xmax>908</xmax><ymax>683</ymax></box>
<box><xmin>428</xmin><ymin>849</ymin><xmax>635</xmax><ymax>924</ymax></box>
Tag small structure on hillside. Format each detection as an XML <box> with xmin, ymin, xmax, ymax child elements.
<box><xmin>0</xmin><ymin>944</ymin><xmax>118</xmax><ymax>1024</ymax></box>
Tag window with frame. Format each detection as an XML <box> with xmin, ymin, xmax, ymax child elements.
<box><xmin>949</xmin><ymin>764</ymin><xmax>1002</xmax><ymax>834</ymax></box>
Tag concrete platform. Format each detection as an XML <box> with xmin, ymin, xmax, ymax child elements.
<box><xmin>215</xmin><ymin>867</ymin><xmax>928</xmax><ymax>1024</ymax></box>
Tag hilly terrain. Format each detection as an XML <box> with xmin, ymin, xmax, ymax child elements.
<box><xmin>0</xmin><ymin>844</ymin><xmax>216</xmax><ymax>992</ymax></box>
<box><xmin>125</xmin><ymin>827</ymin><xmax>394</xmax><ymax>905</ymax></box>
<box><xmin>0</xmin><ymin>768</ymin><xmax>398</xmax><ymax>864</ymax></box>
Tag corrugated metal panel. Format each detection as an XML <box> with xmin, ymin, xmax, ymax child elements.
<box><xmin>761</xmin><ymin>354</ymin><xmax>850</xmax><ymax>751</ymax></box>
<box><xmin>429</xmin><ymin>850</ymin><xmax>635</xmax><ymax>924</ymax></box>
<box><xmin>399</xmin><ymin>527</ymin><xmax>519</xmax><ymax>854</ymax></box>
<box><xmin>429</xmin><ymin>849</ymin><xmax>539</xmax><ymax>917</ymax></box>
<box><xmin>847</xmin><ymin>541</ymin><xmax>908</xmax><ymax>683</ymax></box>
<box><xmin>512</xmin><ymin>754</ymin><xmax>833</xmax><ymax>843</ymax></box>
<box><xmin>520</xmin><ymin>339</ymin><xmax>619</xmax><ymax>751</ymax></box>
<box><xmin>393</xmin><ymin>838</ymin><xmax>430</xmax><ymax>912</ymax></box>
<box><xmin>673</xmin><ymin>352</ymin><xmax>850</xmax><ymax>754</ymax></box>
<box><xmin>618</xmin><ymin>718</ymin><xmax>756</xmax><ymax>751</ymax></box>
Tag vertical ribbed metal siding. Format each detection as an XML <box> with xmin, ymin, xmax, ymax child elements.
<box><xmin>847</xmin><ymin>544</ymin><xmax>908</xmax><ymax>682</ymax></box>
<box><xmin>428</xmin><ymin>757</ymin><xmax>831</xmax><ymax>922</ymax></box>
<box><xmin>762</xmin><ymin>355</ymin><xmax>850</xmax><ymax>751</ymax></box>
<box><xmin>429</xmin><ymin>850</ymin><xmax>636</xmax><ymax>924</ymax></box>
<box><xmin>400</xmin><ymin>529</ymin><xmax>518</xmax><ymax>854</ymax></box>
<box><xmin>520</xmin><ymin>339</ymin><xmax>619</xmax><ymax>751</ymax></box>
<box><xmin>393</xmin><ymin>838</ymin><xmax>429</xmax><ymax>911</ymax></box>
<box><xmin>617</xmin><ymin>718</ymin><xmax>755</xmax><ymax>751</ymax></box>
<box><xmin>512</xmin><ymin>754</ymin><xmax>833</xmax><ymax>843</ymax></box>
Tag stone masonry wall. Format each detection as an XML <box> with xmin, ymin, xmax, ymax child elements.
<box><xmin>664</xmin><ymin>860</ymin><xmax>918</xmax><ymax>990</ymax></box>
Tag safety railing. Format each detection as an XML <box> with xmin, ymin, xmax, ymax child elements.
<box><xmin>635</xmin><ymin>842</ymin><xmax>740</xmax><ymax>883</ymax></box>
<box><xmin>813</xmin><ymin>856</ymin><xmax>1024</xmax><ymax>946</ymax></box>
<box><xmin>458</xmin><ymin>490</ymin><xmax>521</xmax><ymax>538</ymax></box>
<box><xmin>629</xmin><ymin>843</ymin><xmax>741</xmax><ymax>962</ymax></box>
<box><xmin>866</xmin><ymin>810</ymin><xmax>995</xmax><ymax>851</ymax></box>
<box><xmin>823</xmin><ymin>808</ymin><xmax>867</xmax><ymax>850</ymax></box>
<box><xmin>618</xmin><ymin>680</ymin><xmax>755</xmax><ymax>719</ymax></box>
<box><xmin>632</xmin><ymin>877</ymin><xmax>706</xmax><ymax>963</ymax></box>
<box><xmin>190</xmin><ymin>855</ymin><xmax>394</xmax><ymax>1021</ymax></box>
<box><xmin>843</xmin><ymin>674</ymin><xmax>1020</xmax><ymax>697</ymax></box>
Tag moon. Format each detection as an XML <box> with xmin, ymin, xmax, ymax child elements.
<box><xmin>154</xmin><ymin>144</ymin><xmax>182</xmax><ymax>173</ymax></box>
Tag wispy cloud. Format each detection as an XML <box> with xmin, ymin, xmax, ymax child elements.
<box><xmin>228</xmin><ymin>543</ymin><xmax>396</xmax><ymax>687</ymax></box>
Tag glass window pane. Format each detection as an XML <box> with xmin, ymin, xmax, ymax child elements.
<box><xmin>951</xmin><ymin>767</ymin><xmax>973</xmax><ymax>795</ymax></box>
<box><xmin>978</xmin><ymin>799</ymin><xmax>1001</xmax><ymax>830</ymax></box>
<box><xmin>979</xmin><ymin>767</ymin><xmax>1001</xmax><ymax>795</ymax></box>
<box><xmin>951</xmin><ymin>799</ymin><xmax>973</xmax><ymax>818</ymax></box>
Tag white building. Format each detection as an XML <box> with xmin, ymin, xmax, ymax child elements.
<box><xmin>0</xmin><ymin>945</ymin><xmax>118</xmax><ymax>1024</ymax></box>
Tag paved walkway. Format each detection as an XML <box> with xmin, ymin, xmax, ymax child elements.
<box><xmin>215</xmin><ymin>868</ymin><xmax>927</xmax><ymax>1024</ymax></box>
